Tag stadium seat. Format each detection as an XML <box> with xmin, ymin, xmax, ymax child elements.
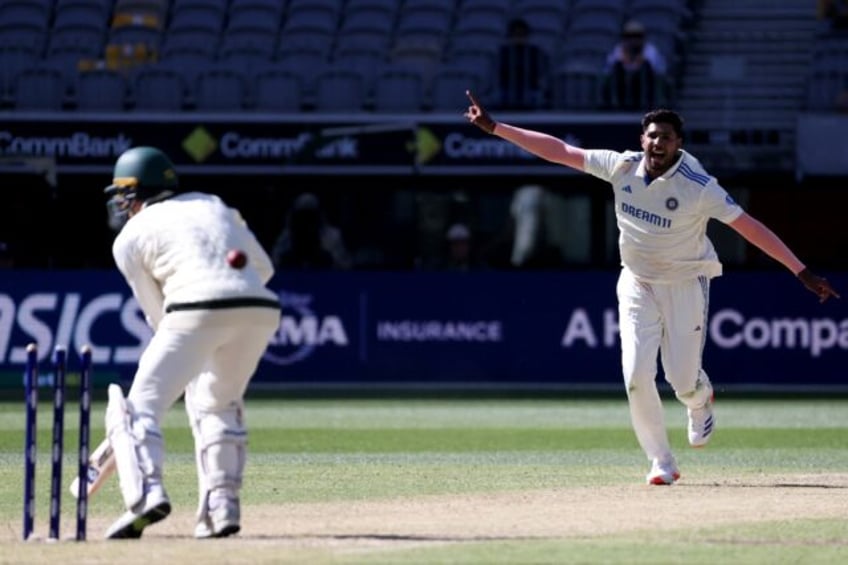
<box><xmin>277</xmin><ymin>26</ymin><xmax>334</xmax><ymax>57</ymax></box>
<box><xmin>395</xmin><ymin>7</ymin><xmax>453</xmax><ymax>48</ymax></box>
<box><xmin>113</xmin><ymin>0</ymin><xmax>169</xmax><ymax>23</ymax></box>
<box><xmin>551</xmin><ymin>62</ymin><xmax>603</xmax><ymax>110</ymax></box>
<box><xmin>0</xmin><ymin>0</ymin><xmax>51</xmax><ymax>31</ymax></box>
<box><xmin>171</xmin><ymin>0</ymin><xmax>227</xmax><ymax>19</ymax></box>
<box><xmin>13</xmin><ymin>66</ymin><xmax>68</xmax><ymax>110</ymax></box>
<box><xmin>519</xmin><ymin>11</ymin><xmax>568</xmax><ymax>55</ymax></box>
<box><xmin>457</xmin><ymin>0</ymin><xmax>510</xmax><ymax>20</ymax></box>
<box><xmin>44</xmin><ymin>41</ymin><xmax>103</xmax><ymax>95</ymax></box>
<box><xmin>443</xmin><ymin>46</ymin><xmax>496</xmax><ymax>94</ymax></box>
<box><xmin>450</xmin><ymin>11</ymin><xmax>508</xmax><ymax>50</ymax></box>
<box><xmin>570</xmin><ymin>0</ymin><xmax>627</xmax><ymax>21</ymax></box>
<box><xmin>132</xmin><ymin>66</ymin><xmax>186</xmax><ymax>111</ymax></box>
<box><xmin>0</xmin><ymin>44</ymin><xmax>40</xmax><ymax>105</ymax></box>
<box><xmin>226</xmin><ymin>2</ymin><xmax>284</xmax><ymax>37</ymax></box>
<box><xmin>161</xmin><ymin>27</ymin><xmax>220</xmax><ymax>59</ymax></box>
<box><xmin>194</xmin><ymin>67</ymin><xmax>249</xmax><ymax>112</ymax></box>
<box><xmin>287</xmin><ymin>0</ymin><xmax>343</xmax><ymax>18</ymax></box>
<box><xmin>403</xmin><ymin>0</ymin><xmax>454</xmax><ymax>12</ymax></box>
<box><xmin>312</xmin><ymin>68</ymin><xmax>368</xmax><ymax>112</ymax></box>
<box><xmin>806</xmin><ymin>69</ymin><xmax>845</xmax><ymax>111</ymax></box>
<box><xmin>345</xmin><ymin>0</ymin><xmax>398</xmax><ymax>15</ymax></box>
<box><xmin>333</xmin><ymin>28</ymin><xmax>393</xmax><ymax>53</ymax></box>
<box><xmin>108</xmin><ymin>26</ymin><xmax>163</xmax><ymax>53</ymax></box>
<box><xmin>372</xmin><ymin>67</ymin><xmax>426</xmax><ymax>113</ymax></box>
<box><xmin>337</xmin><ymin>6</ymin><xmax>396</xmax><ymax>36</ymax></box>
<box><xmin>74</xmin><ymin>68</ymin><xmax>129</xmax><ymax>112</ymax></box>
<box><xmin>0</xmin><ymin>21</ymin><xmax>47</xmax><ymax>53</ymax></box>
<box><xmin>250</xmin><ymin>67</ymin><xmax>304</xmax><ymax>112</ymax></box>
<box><xmin>168</xmin><ymin>4</ymin><xmax>226</xmax><ymax>34</ymax></box>
<box><xmin>389</xmin><ymin>37</ymin><xmax>444</xmax><ymax>88</ymax></box>
<box><xmin>274</xmin><ymin>45</ymin><xmax>329</xmax><ymax>101</ymax></box>
<box><xmin>53</xmin><ymin>0</ymin><xmax>111</xmax><ymax>32</ymax></box>
<box><xmin>281</xmin><ymin>4</ymin><xmax>338</xmax><ymax>36</ymax></box>
<box><xmin>46</xmin><ymin>27</ymin><xmax>105</xmax><ymax>70</ymax></box>
<box><xmin>629</xmin><ymin>0</ymin><xmax>692</xmax><ymax>23</ymax></box>
<box><xmin>395</xmin><ymin>4</ymin><xmax>453</xmax><ymax>40</ymax></box>
<box><xmin>563</xmin><ymin>13</ymin><xmax>622</xmax><ymax>66</ymax></box>
<box><xmin>218</xmin><ymin>34</ymin><xmax>275</xmax><ymax>71</ymax></box>
<box><xmin>429</xmin><ymin>66</ymin><xmax>486</xmax><ymax>111</ymax></box>
<box><xmin>331</xmin><ymin>45</ymin><xmax>386</xmax><ymax>88</ymax></box>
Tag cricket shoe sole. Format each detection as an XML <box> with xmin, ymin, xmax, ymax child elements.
<box><xmin>105</xmin><ymin>488</ymin><xmax>171</xmax><ymax>539</ymax></box>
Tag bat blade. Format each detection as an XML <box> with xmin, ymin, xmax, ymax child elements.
<box><xmin>69</xmin><ymin>438</ymin><xmax>116</xmax><ymax>499</ymax></box>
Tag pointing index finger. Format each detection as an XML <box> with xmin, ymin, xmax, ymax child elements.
<box><xmin>466</xmin><ymin>89</ymin><xmax>481</xmax><ymax>107</ymax></box>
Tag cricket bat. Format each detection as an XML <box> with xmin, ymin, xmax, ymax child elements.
<box><xmin>69</xmin><ymin>438</ymin><xmax>116</xmax><ymax>499</ymax></box>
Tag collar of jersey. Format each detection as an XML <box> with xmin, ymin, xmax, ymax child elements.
<box><xmin>638</xmin><ymin>150</ymin><xmax>686</xmax><ymax>184</ymax></box>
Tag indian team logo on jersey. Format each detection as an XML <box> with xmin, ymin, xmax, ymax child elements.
<box><xmin>263</xmin><ymin>291</ymin><xmax>349</xmax><ymax>365</ymax></box>
<box><xmin>665</xmin><ymin>197</ymin><xmax>679</xmax><ymax>211</ymax></box>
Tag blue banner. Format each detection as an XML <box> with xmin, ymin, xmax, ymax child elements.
<box><xmin>0</xmin><ymin>114</ymin><xmax>636</xmax><ymax>176</ymax></box>
<box><xmin>2</xmin><ymin>270</ymin><xmax>846</xmax><ymax>391</ymax></box>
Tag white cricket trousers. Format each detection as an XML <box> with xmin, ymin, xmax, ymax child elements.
<box><xmin>127</xmin><ymin>307</ymin><xmax>281</xmax><ymax>421</ymax></box>
<box><xmin>616</xmin><ymin>268</ymin><xmax>713</xmax><ymax>461</ymax></box>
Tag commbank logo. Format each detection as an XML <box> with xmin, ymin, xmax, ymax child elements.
<box><xmin>182</xmin><ymin>127</ymin><xmax>217</xmax><ymax>162</ymax></box>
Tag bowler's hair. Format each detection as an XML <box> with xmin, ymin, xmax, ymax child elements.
<box><xmin>641</xmin><ymin>109</ymin><xmax>684</xmax><ymax>139</ymax></box>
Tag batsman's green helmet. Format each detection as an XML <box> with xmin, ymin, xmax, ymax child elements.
<box><xmin>104</xmin><ymin>146</ymin><xmax>178</xmax><ymax>231</ymax></box>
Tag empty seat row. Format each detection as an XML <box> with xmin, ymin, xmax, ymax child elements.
<box><xmin>3</xmin><ymin>58</ymin><xmax>660</xmax><ymax>114</ymax></box>
<box><xmin>0</xmin><ymin>0</ymin><xmax>694</xmax><ymax>112</ymax></box>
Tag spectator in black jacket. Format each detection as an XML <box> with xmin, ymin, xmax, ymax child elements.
<box><xmin>495</xmin><ymin>17</ymin><xmax>550</xmax><ymax>110</ymax></box>
<box><xmin>271</xmin><ymin>192</ymin><xmax>352</xmax><ymax>271</ymax></box>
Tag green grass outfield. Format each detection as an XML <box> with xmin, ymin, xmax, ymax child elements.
<box><xmin>0</xmin><ymin>396</ymin><xmax>846</xmax><ymax>564</ymax></box>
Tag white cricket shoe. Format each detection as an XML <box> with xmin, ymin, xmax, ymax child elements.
<box><xmin>195</xmin><ymin>489</ymin><xmax>241</xmax><ymax>539</ymax></box>
<box><xmin>646</xmin><ymin>457</ymin><xmax>680</xmax><ymax>486</ymax></box>
<box><xmin>105</xmin><ymin>483</ymin><xmax>171</xmax><ymax>539</ymax></box>
<box><xmin>688</xmin><ymin>391</ymin><xmax>715</xmax><ymax>448</ymax></box>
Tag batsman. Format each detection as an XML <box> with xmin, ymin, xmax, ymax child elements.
<box><xmin>95</xmin><ymin>146</ymin><xmax>281</xmax><ymax>539</ymax></box>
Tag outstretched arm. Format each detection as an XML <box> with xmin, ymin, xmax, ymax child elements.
<box><xmin>464</xmin><ymin>90</ymin><xmax>586</xmax><ymax>171</ymax></box>
<box><xmin>729</xmin><ymin>212</ymin><xmax>840</xmax><ymax>302</ymax></box>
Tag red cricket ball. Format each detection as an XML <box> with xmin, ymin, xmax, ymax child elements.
<box><xmin>226</xmin><ymin>249</ymin><xmax>248</xmax><ymax>269</ymax></box>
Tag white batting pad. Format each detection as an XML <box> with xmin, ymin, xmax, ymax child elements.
<box><xmin>106</xmin><ymin>384</ymin><xmax>164</xmax><ymax>512</ymax></box>
<box><xmin>185</xmin><ymin>393</ymin><xmax>246</xmax><ymax>524</ymax></box>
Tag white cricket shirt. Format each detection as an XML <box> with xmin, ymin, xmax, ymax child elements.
<box><xmin>112</xmin><ymin>191</ymin><xmax>276</xmax><ymax>329</ymax></box>
<box><xmin>584</xmin><ymin>149</ymin><xmax>743</xmax><ymax>283</ymax></box>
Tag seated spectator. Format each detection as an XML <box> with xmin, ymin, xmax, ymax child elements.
<box><xmin>440</xmin><ymin>223</ymin><xmax>478</xmax><ymax>271</ymax></box>
<box><xmin>271</xmin><ymin>192</ymin><xmax>352</xmax><ymax>271</ymax></box>
<box><xmin>495</xmin><ymin>17</ymin><xmax>550</xmax><ymax>110</ymax></box>
<box><xmin>601</xmin><ymin>19</ymin><xmax>667</xmax><ymax>110</ymax></box>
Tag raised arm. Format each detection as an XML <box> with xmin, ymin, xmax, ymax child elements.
<box><xmin>728</xmin><ymin>212</ymin><xmax>840</xmax><ymax>303</ymax></box>
<box><xmin>464</xmin><ymin>90</ymin><xmax>586</xmax><ymax>171</ymax></box>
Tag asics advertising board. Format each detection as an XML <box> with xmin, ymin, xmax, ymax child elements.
<box><xmin>1</xmin><ymin>270</ymin><xmax>846</xmax><ymax>391</ymax></box>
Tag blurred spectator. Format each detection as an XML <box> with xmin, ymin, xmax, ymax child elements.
<box><xmin>495</xmin><ymin>17</ymin><xmax>550</xmax><ymax>110</ymax></box>
<box><xmin>837</xmin><ymin>89</ymin><xmax>848</xmax><ymax>113</ymax></box>
<box><xmin>481</xmin><ymin>185</ymin><xmax>563</xmax><ymax>270</ymax></box>
<box><xmin>440</xmin><ymin>223</ymin><xmax>478</xmax><ymax>271</ymax></box>
<box><xmin>508</xmin><ymin>185</ymin><xmax>562</xmax><ymax>269</ymax></box>
<box><xmin>271</xmin><ymin>192</ymin><xmax>352</xmax><ymax>271</ymax></box>
<box><xmin>819</xmin><ymin>0</ymin><xmax>848</xmax><ymax>30</ymax></box>
<box><xmin>0</xmin><ymin>241</ymin><xmax>13</xmax><ymax>268</ymax></box>
<box><xmin>601</xmin><ymin>19</ymin><xmax>667</xmax><ymax>110</ymax></box>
